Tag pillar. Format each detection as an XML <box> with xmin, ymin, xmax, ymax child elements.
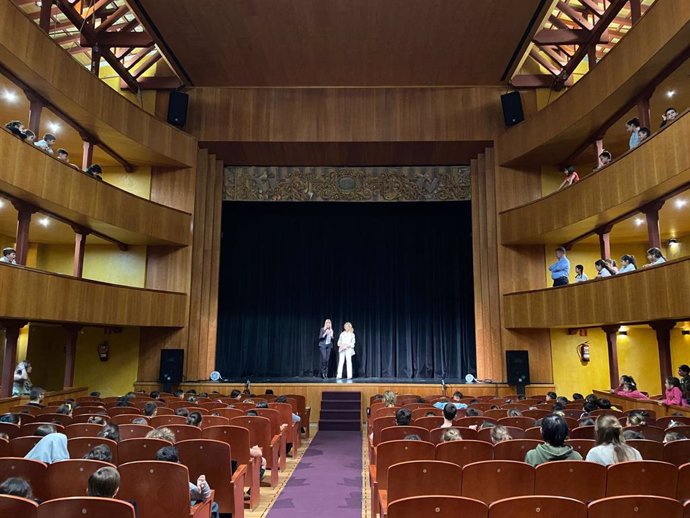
<box><xmin>644</xmin><ymin>200</ymin><xmax>664</xmax><ymax>250</ymax></box>
<box><xmin>72</xmin><ymin>227</ymin><xmax>89</xmax><ymax>278</ymax></box>
<box><xmin>651</xmin><ymin>320</ymin><xmax>675</xmax><ymax>390</ymax></box>
<box><xmin>637</xmin><ymin>96</ymin><xmax>651</xmax><ymax>130</ymax></box>
<box><xmin>593</xmin><ymin>138</ymin><xmax>604</xmax><ymax>166</ymax></box>
<box><xmin>90</xmin><ymin>45</ymin><xmax>101</xmax><ymax>76</ymax></box>
<box><xmin>81</xmin><ymin>139</ymin><xmax>94</xmax><ymax>171</ymax></box>
<box><xmin>63</xmin><ymin>325</ymin><xmax>81</xmax><ymax>389</ymax></box>
<box><xmin>12</xmin><ymin>202</ymin><xmax>36</xmax><ymax>266</ymax></box>
<box><xmin>38</xmin><ymin>0</ymin><xmax>54</xmax><ymax>32</ymax></box>
<box><xmin>596</xmin><ymin>224</ymin><xmax>613</xmax><ymax>260</ymax></box>
<box><xmin>602</xmin><ymin>325</ymin><xmax>620</xmax><ymax>389</ymax></box>
<box><xmin>27</xmin><ymin>96</ymin><xmax>44</xmax><ymax>135</ymax></box>
<box><xmin>0</xmin><ymin>322</ymin><xmax>25</xmax><ymax>398</ymax></box>
<box><xmin>630</xmin><ymin>0</ymin><xmax>642</xmax><ymax>24</ymax></box>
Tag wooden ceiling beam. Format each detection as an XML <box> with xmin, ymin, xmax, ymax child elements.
<box><xmin>529</xmin><ymin>48</ymin><xmax>561</xmax><ymax>76</ymax></box>
<box><xmin>95</xmin><ymin>4</ymin><xmax>129</xmax><ymax>33</ymax></box>
<box><xmin>534</xmin><ymin>27</ymin><xmax>610</xmax><ymax>45</ymax></box>
<box><xmin>79</xmin><ymin>31</ymin><xmax>152</xmax><ymax>47</ymax></box>
<box><xmin>556</xmin><ymin>1</ymin><xmax>594</xmax><ymax>30</ymax></box>
<box><xmin>578</xmin><ymin>0</ymin><xmax>605</xmax><ymax>16</ymax></box>
<box><xmin>511</xmin><ymin>74</ymin><xmax>574</xmax><ymax>88</ymax></box>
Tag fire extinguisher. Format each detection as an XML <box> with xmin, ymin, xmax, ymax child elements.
<box><xmin>577</xmin><ymin>341</ymin><xmax>590</xmax><ymax>363</ymax></box>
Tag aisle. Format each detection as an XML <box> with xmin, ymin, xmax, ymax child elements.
<box><xmin>266</xmin><ymin>431</ymin><xmax>362</xmax><ymax>518</ymax></box>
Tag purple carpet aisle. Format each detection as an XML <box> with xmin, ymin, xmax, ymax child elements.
<box><xmin>266</xmin><ymin>431</ymin><xmax>363</xmax><ymax>518</ymax></box>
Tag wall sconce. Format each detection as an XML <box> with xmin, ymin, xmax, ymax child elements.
<box><xmin>682</xmin><ymin>330</ymin><xmax>690</xmax><ymax>336</ymax></box>
<box><xmin>618</xmin><ymin>330</ymin><xmax>628</xmax><ymax>336</ymax></box>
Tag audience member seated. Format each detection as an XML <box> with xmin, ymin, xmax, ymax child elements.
<box><xmin>131</xmin><ymin>417</ymin><xmax>148</xmax><ymax>425</ymax></box>
<box><xmin>664</xmin><ymin>431</ymin><xmax>686</xmax><ymax>443</ymax></box>
<box><xmin>525</xmin><ymin>414</ymin><xmax>581</xmax><ymax>466</ymax></box>
<box><xmin>143</xmin><ymin>402</ymin><xmax>158</xmax><ymax>418</ymax></box>
<box><xmin>441</xmin><ymin>403</ymin><xmax>456</xmax><ymax>428</ymax></box>
<box><xmin>25</xmin><ymin>432</ymin><xmax>69</xmax><ymax>464</ymax></box>
<box><xmin>604</xmin><ymin>259</ymin><xmax>619</xmax><ymax>273</ymax></box>
<box><xmin>0</xmin><ymin>477</ymin><xmax>34</xmax><ymax>500</ymax></box>
<box><xmin>594</xmin><ymin>259</ymin><xmax>613</xmax><ymax>278</ymax></box>
<box><xmin>5</xmin><ymin>120</ymin><xmax>27</xmax><ymax>138</ymax></box>
<box><xmin>85</xmin><ymin>164</ymin><xmax>103</xmax><ymax>181</ymax></box>
<box><xmin>35</xmin><ymin>424</ymin><xmax>57</xmax><ymax>437</ymax></box>
<box><xmin>626</xmin><ymin>117</ymin><xmax>641</xmax><ymax>149</ymax></box>
<box><xmin>34</xmin><ymin>133</ymin><xmax>56</xmax><ymax>154</ymax></box>
<box><xmin>639</xmin><ymin>127</ymin><xmax>650</xmax><ymax>141</ymax></box>
<box><xmin>56</xmin><ymin>403</ymin><xmax>72</xmax><ymax>416</ymax></box>
<box><xmin>644</xmin><ymin>247</ymin><xmax>666</xmax><ymax>267</ymax></box>
<box><xmin>660</xmin><ymin>106</ymin><xmax>678</xmax><ymax>128</ymax></box>
<box><xmin>433</xmin><ymin>391</ymin><xmax>467</xmax><ymax>410</ymax></box>
<box><xmin>381</xmin><ymin>390</ymin><xmax>397</xmax><ymax>408</ymax></box>
<box><xmin>0</xmin><ymin>247</ymin><xmax>16</xmax><ymax>265</ymax></box>
<box><xmin>187</xmin><ymin>412</ymin><xmax>203</xmax><ymax>427</ymax></box>
<box><xmin>23</xmin><ymin>130</ymin><xmax>35</xmax><ymax>143</ymax></box>
<box><xmin>87</xmin><ymin>416</ymin><xmax>108</xmax><ymax>425</ymax></box>
<box><xmin>557</xmin><ymin>165</ymin><xmax>579</xmax><ymax>190</ymax></box>
<box><xmin>150</xmin><ymin>391</ymin><xmax>160</xmax><ymax>399</ymax></box>
<box><xmin>490</xmin><ymin>425</ymin><xmax>512</xmax><ymax>444</ymax></box>
<box><xmin>586</xmin><ymin>415</ymin><xmax>642</xmax><ymax>465</ymax></box>
<box><xmin>0</xmin><ymin>413</ymin><xmax>20</xmax><ymax>424</ymax></box>
<box><xmin>597</xmin><ymin>398</ymin><xmax>613</xmax><ymax>410</ymax></box>
<box><xmin>84</xmin><ymin>444</ymin><xmax>113</xmax><ymax>463</ymax></box>
<box><xmin>275</xmin><ymin>395</ymin><xmax>302</xmax><ymax>423</ymax></box>
<box><xmin>176</xmin><ymin>408</ymin><xmax>190</xmax><ymax>418</ymax></box>
<box><xmin>146</xmin><ymin>427</ymin><xmax>175</xmax><ymax>443</ymax></box>
<box><xmin>13</xmin><ymin>361</ymin><xmax>32</xmax><ymax>396</ymax></box>
<box><xmin>623</xmin><ymin>430</ymin><xmax>644</xmax><ymax>440</ymax></box>
<box><xmin>548</xmin><ymin>247</ymin><xmax>570</xmax><ymax>287</ymax></box>
<box><xmin>679</xmin><ymin>364</ymin><xmax>690</xmax><ymax>403</ymax></box>
<box><xmin>98</xmin><ymin>423</ymin><xmax>121</xmax><ymax>442</ymax></box>
<box><xmin>574</xmin><ymin>264</ymin><xmax>588</xmax><ymax>282</ymax></box>
<box><xmin>618</xmin><ymin>254</ymin><xmax>637</xmax><ymax>273</ymax></box>
<box><xmin>626</xmin><ymin>411</ymin><xmax>648</xmax><ymax>426</ymax></box>
<box><xmin>156</xmin><ymin>446</ymin><xmax>214</xmax><ymax>506</ymax></box>
<box><xmin>660</xmin><ymin>377</ymin><xmax>688</xmax><ymax>407</ymax></box>
<box><xmin>395</xmin><ymin>408</ymin><xmax>412</xmax><ymax>426</ymax></box>
<box><xmin>27</xmin><ymin>387</ymin><xmax>45</xmax><ymax>407</ymax></box>
<box><xmin>88</xmin><ymin>466</ymin><xmax>120</xmax><ymax>498</ymax></box>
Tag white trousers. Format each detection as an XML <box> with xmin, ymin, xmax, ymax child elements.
<box><xmin>336</xmin><ymin>351</ymin><xmax>353</xmax><ymax>379</ymax></box>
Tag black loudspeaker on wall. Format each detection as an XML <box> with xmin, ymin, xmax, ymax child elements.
<box><xmin>167</xmin><ymin>91</ymin><xmax>189</xmax><ymax>127</ymax></box>
<box><xmin>506</xmin><ymin>350</ymin><xmax>530</xmax><ymax>386</ymax></box>
<box><xmin>159</xmin><ymin>349</ymin><xmax>184</xmax><ymax>385</ymax></box>
<box><xmin>501</xmin><ymin>91</ymin><xmax>524</xmax><ymax>127</ymax></box>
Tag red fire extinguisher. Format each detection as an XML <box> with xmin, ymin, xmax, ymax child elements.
<box><xmin>577</xmin><ymin>341</ymin><xmax>590</xmax><ymax>363</ymax></box>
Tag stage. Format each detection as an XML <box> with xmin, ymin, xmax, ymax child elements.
<box><xmin>134</xmin><ymin>379</ymin><xmax>556</xmax><ymax>422</ymax></box>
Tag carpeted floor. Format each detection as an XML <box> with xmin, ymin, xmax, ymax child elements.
<box><xmin>266</xmin><ymin>431</ymin><xmax>362</xmax><ymax>517</ymax></box>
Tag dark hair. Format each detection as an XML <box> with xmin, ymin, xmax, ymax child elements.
<box><xmin>599</xmin><ymin>150</ymin><xmax>612</xmax><ymax>160</ymax></box>
<box><xmin>665</xmin><ymin>107</ymin><xmax>678</xmax><ymax>115</ymax></box>
<box><xmin>265</xmin><ymin>389</ymin><xmax>274</xmax><ymax>395</ymax></box>
<box><xmin>546</xmin><ymin>392</ymin><xmax>557</xmax><ymax>400</ymax></box>
<box><xmin>175</xmin><ymin>408</ymin><xmax>189</xmax><ymax>417</ymax></box>
<box><xmin>639</xmin><ymin>127</ymin><xmax>650</xmax><ymax>137</ymax></box>
<box><xmin>90</xmin><ymin>392</ymin><xmax>101</xmax><ymax>397</ymax></box>
<box><xmin>541</xmin><ymin>414</ymin><xmax>569</xmax><ymax>447</ymax></box>
<box><xmin>443</xmin><ymin>403</ymin><xmax>457</xmax><ymax>421</ymax></box>
<box><xmin>665</xmin><ymin>432</ymin><xmax>686</xmax><ymax>443</ymax></box>
<box><xmin>57</xmin><ymin>148</ymin><xmax>68</xmax><ymax>156</ymax></box>
<box><xmin>35</xmin><ymin>424</ymin><xmax>57</xmax><ymax>437</ymax></box>
<box><xmin>679</xmin><ymin>365</ymin><xmax>690</xmax><ymax>376</ymax></box>
<box><xmin>247</xmin><ymin>410</ymin><xmax>258</xmax><ymax>416</ymax></box>
<box><xmin>0</xmin><ymin>413</ymin><xmax>20</xmax><ymax>424</ymax></box>
<box><xmin>556</xmin><ymin>396</ymin><xmax>569</xmax><ymax>406</ymax></box>
<box><xmin>579</xmin><ymin>417</ymin><xmax>595</xmax><ymax>427</ymax></box>
<box><xmin>29</xmin><ymin>388</ymin><xmax>44</xmax><ymax>401</ymax></box>
<box><xmin>626</xmin><ymin>117</ymin><xmax>640</xmax><ymax>127</ymax></box>
<box><xmin>56</xmin><ymin>404</ymin><xmax>71</xmax><ymax>415</ymax></box>
<box><xmin>275</xmin><ymin>396</ymin><xmax>288</xmax><ymax>403</ymax></box>
<box><xmin>583</xmin><ymin>401</ymin><xmax>598</xmax><ymax>413</ymax></box>
<box><xmin>0</xmin><ymin>477</ymin><xmax>33</xmax><ymax>498</ymax></box>
<box><xmin>452</xmin><ymin>391</ymin><xmax>463</xmax><ymax>399</ymax></box>
<box><xmin>143</xmin><ymin>402</ymin><xmax>158</xmax><ymax>417</ymax></box>
<box><xmin>395</xmin><ymin>408</ymin><xmax>412</xmax><ymax>426</ymax></box>
<box><xmin>564</xmin><ymin>165</ymin><xmax>575</xmax><ymax>174</ymax></box>
<box><xmin>84</xmin><ymin>444</ymin><xmax>113</xmax><ymax>463</ymax></box>
<box><xmin>595</xmin><ymin>259</ymin><xmax>614</xmax><ymax>275</ymax></box>
<box><xmin>156</xmin><ymin>445</ymin><xmax>179</xmax><ymax>463</ymax></box>
<box><xmin>466</xmin><ymin>408</ymin><xmax>479</xmax><ymax>417</ymax></box>
<box><xmin>88</xmin><ymin>466</ymin><xmax>120</xmax><ymax>497</ymax></box>
<box><xmin>572</xmin><ymin>393</ymin><xmax>584</xmax><ymax>400</ymax></box>
<box><xmin>256</xmin><ymin>401</ymin><xmax>269</xmax><ymax>409</ymax></box>
<box><xmin>150</xmin><ymin>391</ymin><xmax>160</xmax><ymax>399</ymax></box>
<box><xmin>131</xmin><ymin>417</ymin><xmax>148</xmax><ymax>425</ymax></box>
<box><xmin>186</xmin><ymin>411</ymin><xmax>203</xmax><ymax>427</ymax></box>
<box><xmin>575</xmin><ymin>264</ymin><xmax>584</xmax><ymax>273</ymax></box>
<box><xmin>404</xmin><ymin>434</ymin><xmax>421</xmax><ymax>441</ymax></box>
<box><xmin>174</xmin><ymin>390</ymin><xmax>184</xmax><ymax>397</ymax></box>
<box><xmin>552</xmin><ymin>402</ymin><xmax>565</xmax><ymax>412</ymax></box>
<box><xmin>554</xmin><ymin>248</ymin><xmax>565</xmax><ymax>255</ymax></box>
<box><xmin>647</xmin><ymin>247</ymin><xmax>665</xmax><ymax>260</ymax></box>
<box><xmin>597</xmin><ymin>399</ymin><xmax>612</xmax><ymax>410</ymax></box>
<box><xmin>230</xmin><ymin>389</ymin><xmax>241</xmax><ymax>398</ymax></box>
<box><xmin>87</xmin><ymin>416</ymin><xmax>107</xmax><ymax>425</ymax></box>
<box><xmin>98</xmin><ymin>423</ymin><xmax>121</xmax><ymax>442</ymax></box>
<box><xmin>667</xmin><ymin>376</ymin><xmax>681</xmax><ymax>389</ymax></box>
<box><xmin>621</xmin><ymin>254</ymin><xmax>637</xmax><ymax>268</ymax></box>
<box><xmin>623</xmin><ymin>430</ymin><xmax>644</xmax><ymax>440</ymax></box>
<box><xmin>43</xmin><ymin>133</ymin><xmax>56</xmax><ymax>142</ymax></box>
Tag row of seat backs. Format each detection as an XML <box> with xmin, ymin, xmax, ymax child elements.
<box><xmin>0</xmin><ymin>495</ymin><xmax>137</xmax><ymax>518</ymax></box>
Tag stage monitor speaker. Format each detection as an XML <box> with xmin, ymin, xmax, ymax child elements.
<box><xmin>160</xmin><ymin>349</ymin><xmax>184</xmax><ymax>385</ymax></box>
<box><xmin>506</xmin><ymin>350</ymin><xmax>530</xmax><ymax>386</ymax></box>
<box><xmin>167</xmin><ymin>91</ymin><xmax>189</xmax><ymax>127</ymax></box>
<box><xmin>501</xmin><ymin>91</ymin><xmax>524</xmax><ymax>127</ymax></box>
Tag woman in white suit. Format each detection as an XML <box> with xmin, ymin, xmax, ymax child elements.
<box><xmin>336</xmin><ymin>322</ymin><xmax>356</xmax><ymax>380</ymax></box>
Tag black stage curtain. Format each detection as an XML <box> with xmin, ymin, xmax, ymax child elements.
<box><xmin>216</xmin><ymin>201</ymin><xmax>476</xmax><ymax>380</ymax></box>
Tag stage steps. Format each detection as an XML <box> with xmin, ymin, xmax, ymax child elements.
<box><xmin>319</xmin><ymin>391</ymin><xmax>361</xmax><ymax>431</ymax></box>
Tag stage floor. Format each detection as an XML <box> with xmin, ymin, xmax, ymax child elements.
<box><xmin>204</xmin><ymin>376</ymin><xmax>471</xmax><ymax>385</ymax></box>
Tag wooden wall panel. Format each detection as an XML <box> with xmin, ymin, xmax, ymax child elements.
<box><xmin>0</xmin><ymin>263</ymin><xmax>186</xmax><ymax>327</ymax></box>
<box><xmin>0</xmin><ymin>1</ymin><xmax>197</xmax><ymax>167</ymax></box>
<box><xmin>497</xmin><ymin>0</ymin><xmax>690</xmax><ymax>166</ymax></box>
<box><xmin>504</xmin><ymin>257</ymin><xmax>690</xmax><ymax>329</ymax></box>
<box><xmin>500</xmin><ymin>113</ymin><xmax>690</xmax><ymax>245</ymax></box>
<box><xmin>0</xmin><ymin>130</ymin><xmax>191</xmax><ymax>245</ymax></box>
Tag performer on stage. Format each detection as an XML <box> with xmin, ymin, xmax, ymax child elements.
<box><xmin>336</xmin><ymin>322</ymin><xmax>356</xmax><ymax>380</ymax></box>
<box><xmin>318</xmin><ymin>319</ymin><xmax>334</xmax><ymax>379</ymax></box>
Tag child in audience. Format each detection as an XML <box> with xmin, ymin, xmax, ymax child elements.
<box><xmin>156</xmin><ymin>446</ymin><xmax>213</xmax><ymax>505</ymax></box>
<box><xmin>5</xmin><ymin>120</ymin><xmax>26</xmax><ymax>138</ymax></box>
<box><xmin>618</xmin><ymin>254</ymin><xmax>637</xmax><ymax>273</ymax></box>
<box><xmin>664</xmin><ymin>432</ymin><xmax>686</xmax><ymax>443</ymax></box>
<box><xmin>23</xmin><ymin>130</ymin><xmax>35</xmax><ymax>143</ymax></box>
<box><xmin>490</xmin><ymin>425</ymin><xmax>512</xmax><ymax>444</ymax></box>
<box><xmin>187</xmin><ymin>411</ymin><xmax>203</xmax><ymax>427</ymax></box>
<box><xmin>146</xmin><ymin>428</ymin><xmax>176</xmax><ymax>443</ymax></box>
<box><xmin>525</xmin><ymin>414</ymin><xmax>582</xmax><ymax>466</ymax></box>
<box><xmin>0</xmin><ymin>477</ymin><xmax>34</xmax><ymax>499</ymax></box>
<box><xmin>625</xmin><ymin>117</ymin><xmax>641</xmax><ymax>149</ymax></box>
<box><xmin>84</xmin><ymin>444</ymin><xmax>113</xmax><ymax>463</ymax></box>
<box><xmin>98</xmin><ymin>423</ymin><xmax>121</xmax><ymax>442</ymax></box>
<box><xmin>546</xmin><ymin>392</ymin><xmax>557</xmax><ymax>402</ymax></box>
<box><xmin>34</xmin><ymin>133</ymin><xmax>56</xmax><ymax>154</ymax></box>
<box><xmin>645</xmin><ymin>247</ymin><xmax>666</xmax><ymax>266</ymax></box>
<box><xmin>678</xmin><ymin>365</ymin><xmax>690</xmax><ymax>402</ymax></box>
<box><xmin>597</xmin><ymin>150</ymin><xmax>612</xmax><ymax>169</ymax></box>
<box><xmin>85</xmin><ymin>164</ymin><xmax>103</xmax><ymax>181</ymax></box>
<box><xmin>441</xmin><ymin>403</ymin><xmax>456</xmax><ymax>428</ymax></box>
<box><xmin>557</xmin><ymin>166</ymin><xmax>579</xmax><ymax>190</ymax></box>
<box><xmin>382</xmin><ymin>390</ymin><xmax>397</xmax><ymax>407</ymax></box>
<box><xmin>25</xmin><ymin>432</ymin><xmax>69</xmax><ymax>464</ymax></box>
<box><xmin>604</xmin><ymin>258</ymin><xmax>619</xmax><ymax>274</ymax></box>
<box><xmin>87</xmin><ymin>416</ymin><xmax>108</xmax><ymax>425</ymax></box>
<box><xmin>594</xmin><ymin>259</ymin><xmax>612</xmax><ymax>278</ymax></box>
<box><xmin>660</xmin><ymin>107</ymin><xmax>678</xmax><ymax>128</ymax></box>
<box><xmin>143</xmin><ymin>402</ymin><xmax>158</xmax><ymax>417</ymax></box>
<box><xmin>56</xmin><ymin>148</ymin><xmax>69</xmax><ymax>163</ymax></box>
<box><xmin>56</xmin><ymin>403</ymin><xmax>72</xmax><ymax>416</ymax></box>
<box><xmin>176</xmin><ymin>408</ymin><xmax>190</xmax><ymax>417</ymax></box>
<box><xmin>626</xmin><ymin>411</ymin><xmax>648</xmax><ymax>426</ymax></box>
<box><xmin>574</xmin><ymin>264</ymin><xmax>588</xmax><ymax>282</ymax></box>
<box><xmin>639</xmin><ymin>127</ymin><xmax>651</xmax><ymax>142</ymax></box>
<box><xmin>618</xmin><ymin>382</ymin><xmax>648</xmax><ymax>400</ymax></box>
<box><xmin>87</xmin><ymin>466</ymin><xmax>120</xmax><ymax>497</ymax></box>
<box><xmin>659</xmin><ymin>377</ymin><xmax>688</xmax><ymax>406</ymax></box>
<box><xmin>0</xmin><ymin>413</ymin><xmax>20</xmax><ymax>424</ymax></box>
<box><xmin>442</xmin><ymin>428</ymin><xmax>462</xmax><ymax>442</ymax></box>
<box><xmin>131</xmin><ymin>417</ymin><xmax>148</xmax><ymax>425</ymax></box>
<box><xmin>586</xmin><ymin>415</ymin><xmax>642</xmax><ymax>465</ymax></box>
<box><xmin>35</xmin><ymin>424</ymin><xmax>57</xmax><ymax>436</ymax></box>
<box><xmin>623</xmin><ymin>430</ymin><xmax>644</xmax><ymax>440</ymax></box>
<box><xmin>395</xmin><ymin>408</ymin><xmax>412</xmax><ymax>426</ymax></box>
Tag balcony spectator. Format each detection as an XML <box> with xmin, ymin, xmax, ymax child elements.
<box><xmin>594</xmin><ymin>259</ymin><xmax>613</xmax><ymax>278</ymax></box>
<box><xmin>604</xmin><ymin>258</ymin><xmax>619</xmax><ymax>274</ymax></box>
<box><xmin>638</xmin><ymin>127</ymin><xmax>650</xmax><ymax>142</ymax></box>
<box><xmin>574</xmin><ymin>264</ymin><xmax>588</xmax><ymax>282</ymax></box>
<box><xmin>618</xmin><ymin>254</ymin><xmax>637</xmax><ymax>273</ymax></box>
<box><xmin>1</xmin><ymin>247</ymin><xmax>16</xmax><ymax>264</ymax></box>
<box><xmin>644</xmin><ymin>247</ymin><xmax>666</xmax><ymax>267</ymax></box>
<box><xmin>678</xmin><ymin>364</ymin><xmax>690</xmax><ymax>403</ymax></box>
<box><xmin>660</xmin><ymin>107</ymin><xmax>678</xmax><ymax>128</ymax></box>
<box><xmin>659</xmin><ymin>377</ymin><xmax>688</xmax><ymax>407</ymax></box>
<box><xmin>85</xmin><ymin>164</ymin><xmax>103</xmax><ymax>181</ymax></box>
<box><xmin>596</xmin><ymin>150</ymin><xmax>612</xmax><ymax>170</ymax></box>
<box><xmin>56</xmin><ymin>148</ymin><xmax>69</xmax><ymax>162</ymax></box>
<box><xmin>557</xmin><ymin>166</ymin><xmax>579</xmax><ymax>191</ymax></box>
<box><xmin>626</xmin><ymin>117</ymin><xmax>641</xmax><ymax>149</ymax></box>
<box><xmin>4</xmin><ymin>120</ymin><xmax>26</xmax><ymax>138</ymax></box>
<box><xmin>548</xmin><ymin>246</ymin><xmax>570</xmax><ymax>287</ymax></box>
<box><xmin>13</xmin><ymin>361</ymin><xmax>32</xmax><ymax>396</ymax></box>
<box><xmin>34</xmin><ymin>133</ymin><xmax>56</xmax><ymax>154</ymax></box>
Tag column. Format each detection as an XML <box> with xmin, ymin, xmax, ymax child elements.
<box><xmin>81</xmin><ymin>138</ymin><xmax>94</xmax><ymax>171</ymax></box>
<box><xmin>651</xmin><ymin>320</ymin><xmax>675</xmax><ymax>390</ymax></box>
<box><xmin>637</xmin><ymin>96</ymin><xmax>651</xmax><ymax>129</ymax></box>
<box><xmin>602</xmin><ymin>325</ymin><xmax>620</xmax><ymax>390</ymax></box>
<box><xmin>27</xmin><ymin>96</ymin><xmax>44</xmax><ymax>135</ymax></box>
<box><xmin>38</xmin><ymin>0</ymin><xmax>54</xmax><ymax>32</ymax></box>
<box><xmin>90</xmin><ymin>45</ymin><xmax>101</xmax><ymax>76</ymax></box>
<box><xmin>0</xmin><ymin>322</ymin><xmax>25</xmax><ymax>398</ymax></box>
<box><xmin>644</xmin><ymin>200</ymin><xmax>664</xmax><ymax>249</ymax></box>
<box><xmin>630</xmin><ymin>0</ymin><xmax>642</xmax><ymax>24</ymax></box>
<box><xmin>596</xmin><ymin>224</ymin><xmax>613</xmax><ymax>260</ymax></box>
<box><xmin>63</xmin><ymin>325</ymin><xmax>81</xmax><ymax>389</ymax></box>
<box><xmin>72</xmin><ymin>226</ymin><xmax>89</xmax><ymax>278</ymax></box>
<box><xmin>593</xmin><ymin>138</ymin><xmax>604</xmax><ymax>166</ymax></box>
<box><xmin>12</xmin><ymin>202</ymin><xmax>36</xmax><ymax>266</ymax></box>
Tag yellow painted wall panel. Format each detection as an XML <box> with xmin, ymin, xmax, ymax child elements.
<box><xmin>551</xmin><ymin>328</ymin><xmax>610</xmax><ymax>398</ymax></box>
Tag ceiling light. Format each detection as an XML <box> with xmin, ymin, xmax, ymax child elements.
<box><xmin>618</xmin><ymin>330</ymin><xmax>628</xmax><ymax>336</ymax></box>
<box><xmin>675</xmin><ymin>199</ymin><xmax>687</xmax><ymax>208</ymax></box>
<box><xmin>0</xmin><ymin>200</ymin><xmax>4</xmax><ymax>208</ymax></box>
<box><xmin>634</xmin><ymin>218</ymin><xmax>644</xmax><ymax>226</ymax></box>
<box><xmin>2</xmin><ymin>89</ymin><xmax>18</xmax><ymax>103</ymax></box>
<box><xmin>669</xmin><ymin>238</ymin><xmax>679</xmax><ymax>246</ymax></box>
<box><xmin>39</xmin><ymin>217</ymin><xmax>50</xmax><ymax>227</ymax></box>
<box><xmin>667</xmin><ymin>90</ymin><xmax>676</xmax><ymax>98</ymax></box>
<box><xmin>47</xmin><ymin>122</ymin><xmax>60</xmax><ymax>133</ymax></box>
<box><xmin>35</xmin><ymin>0</ymin><xmax>42</xmax><ymax>6</ymax></box>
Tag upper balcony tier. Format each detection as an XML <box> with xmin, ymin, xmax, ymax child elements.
<box><xmin>499</xmin><ymin>111</ymin><xmax>690</xmax><ymax>245</ymax></box>
<box><xmin>0</xmin><ymin>0</ymin><xmax>197</xmax><ymax>168</ymax></box>
<box><xmin>0</xmin><ymin>263</ymin><xmax>186</xmax><ymax>327</ymax></box>
<box><xmin>1</xmin><ymin>129</ymin><xmax>191</xmax><ymax>246</ymax></box>
<box><xmin>503</xmin><ymin>257</ymin><xmax>690</xmax><ymax>329</ymax></box>
<box><xmin>497</xmin><ymin>0</ymin><xmax>690</xmax><ymax>167</ymax></box>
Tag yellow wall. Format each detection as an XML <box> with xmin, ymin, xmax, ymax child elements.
<box><xmin>26</xmin><ymin>324</ymin><xmax>66</xmax><ymax>391</ymax></box>
<box><xmin>551</xmin><ymin>328</ymin><xmax>610</xmax><ymax>398</ymax></box>
<box><xmin>36</xmin><ymin>244</ymin><xmax>147</xmax><ymax>287</ymax></box>
<box><xmin>101</xmin><ymin>166</ymin><xmax>152</xmax><ymax>200</ymax></box>
<box><xmin>98</xmin><ymin>64</ymin><xmax>158</xmax><ymax>115</ymax></box>
<box><xmin>73</xmin><ymin>327</ymin><xmax>140</xmax><ymax>397</ymax></box>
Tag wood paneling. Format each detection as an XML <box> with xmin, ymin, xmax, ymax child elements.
<box><xmin>0</xmin><ymin>0</ymin><xmax>197</xmax><ymax>167</ymax></box>
<box><xmin>500</xmin><ymin>113</ymin><xmax>690</xmax><ymax>245</ymax></box>
<box><xmin>0</xmin><ymin>263</ymin><xmax>186</xmax><ymax>327</ymax></box>
<box><xmin>134</xmin><ymin>382</ymin><xmax>557</xmax><ymax>424</ymax></box>
<box><xmin>504</xmin><ymin>257</ymin><xmax>690</xmax><ymax>329</ymax></box>
<box><xmin>497</xmin><ymin>0</ymin><xmax>690</xmax><ymax>167</ymax></box>
<box><xmin>0</xmin><ymin>386</ymin><xmax>87</xmax><ymax>415</ymax></box>
<box><xmin>132</xmin><ymin>0</ymin><xmax>542</xmax><ymax>87</ymax></box>
<box><xmin>594</xmin><ymin>390</ymin><xmax>690</xmax><ymax>417</ymax></box>
<box><xmin>0</xmin><ymin>130</ymin><xmax>192</xmax><ymax>246</ymax></box>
